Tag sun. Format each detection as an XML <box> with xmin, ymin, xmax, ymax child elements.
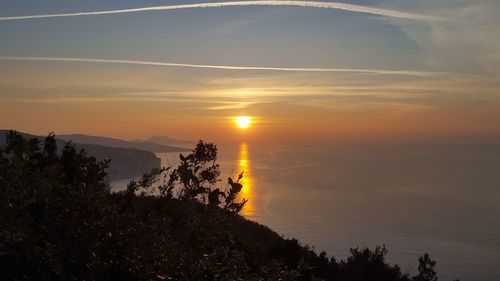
<box><xmin>235</xmin><ymin>116</ymin><xmax>252</xmax><ymax>129</ymax></box>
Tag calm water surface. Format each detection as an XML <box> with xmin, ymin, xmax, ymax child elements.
<box><xmin>116</xmin><ymin>142</ymin><xmax>500</xmax><ymax>281</ymax></box>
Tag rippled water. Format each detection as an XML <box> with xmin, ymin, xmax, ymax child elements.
<box><xmin>116</xmin><ymin>142</ymin><xmax>500</xmax><ymax>281</ymax></box>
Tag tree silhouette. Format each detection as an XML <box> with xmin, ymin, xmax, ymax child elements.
<box><xmin>413</xmin><ymin>253</ymin><xmax>438</xmax><ymax>281</ymax></box>
<box><xmin>0</xmin><ymin>131</ymin><xmax>446</xmax><ymax>281</ymax></box>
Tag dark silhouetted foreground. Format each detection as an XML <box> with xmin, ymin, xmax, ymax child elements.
<box><xmin>0</xmin><ymin>131</ymin><xmax>452</xmax><ymax>281</ymax></box>
<box><xmin>0</xmin><ymin>130</ymin><xmax>162</xmax><ymax>180</ymax></box>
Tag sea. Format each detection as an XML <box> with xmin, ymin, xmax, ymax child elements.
<box><xmin>113</xmin><ymin>142</ymin><xmax>500</xmax><ymax>281</ymax></box>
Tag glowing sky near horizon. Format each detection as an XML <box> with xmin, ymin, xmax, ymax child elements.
<box><xmin>0</xmin><ymin>0</ymin><xmax>499</xmax><ymax>143</ymax></box>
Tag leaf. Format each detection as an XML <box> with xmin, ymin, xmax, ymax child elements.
<box><xmin>231</xmin><ymin>182</ymin><xmax>243</xmax><ymax>193</ymax></box>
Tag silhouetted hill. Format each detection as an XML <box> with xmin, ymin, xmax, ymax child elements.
<box><xmin>147</xmin><ymin>135</ymin><xmax>193</xmax><ymax>146</ymax></box>
<box><xmin>0</xmin><ymin>130</ymin><xmax>161</xmax><ymax>180</ymax></box>
<box><xmin>58</xmin><ymin>134</ymin><xmax>189</xmax><ymax>153</ymax></box>
<box><xmin>0</xmin><ymin>132</ymin><xmax>442</xmax><ymax>281</ymax></box>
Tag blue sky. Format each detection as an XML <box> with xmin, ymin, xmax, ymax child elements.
<box><xmin>0</xmin><ymin>0</ymin><xmax>499</xmax><ymax>142</ymax></box>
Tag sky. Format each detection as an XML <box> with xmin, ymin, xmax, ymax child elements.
<box><xmin>0</xmin><ymin>0</ymin><xmax>499</xmax><ymax>143</ymax></box>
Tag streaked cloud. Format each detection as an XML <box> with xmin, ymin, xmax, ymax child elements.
<box><xmin>0</xmin><ymin>1</ymin><xmax>439</xmax><ymax>22</ymax></box>
<box><xmin>0</xmin><ymin>56</ymin><xmax>447</xmax><ymax>77</ymax></box>
<box><xmin>395</xmin><ymin>0</ymin><xmax>500</xmax><ymax>76</ymax></box>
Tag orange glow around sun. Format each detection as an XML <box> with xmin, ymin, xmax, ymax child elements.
<box><xmin>235</xmin><ymin>116</ymin><xmax>252</xmax><ymax>129</ymax></box>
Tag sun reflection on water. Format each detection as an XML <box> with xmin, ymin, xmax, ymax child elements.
<box><xmin>237</xmin><ymin>142</ymin><xmax>255</xmax><ymax>218</ymax></box>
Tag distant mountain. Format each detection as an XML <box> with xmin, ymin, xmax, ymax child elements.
<box><xmin>58</xmin><ymin>134</ymin><xmax>189</xmax><ymax>153</ymax></box>
<box><xmin>0</xmin><ymin>130</ymin><xmax>162</xmax><ymax>180</ymax></box>
<box><xmin>147</xmin><ymin>135</ymin><xmax>193</xmax><ymax>146</ymax></box>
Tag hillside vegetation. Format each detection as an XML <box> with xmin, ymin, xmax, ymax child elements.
<box><xmin>0</xmin><ymin>130</ymin><xmax>161</xmax><ymax>180</ymax></box>
<box><xmin>0</xmin><ymin>131</ymin><xmax>445</xmax><ymax>281</ymax></box>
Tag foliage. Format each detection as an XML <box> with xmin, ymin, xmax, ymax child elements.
<box><xmin>0</xmin><ymin>131</ymin><xmax>443</xmax><ymax>281</ymax></box>
<box><xmin>126</xmin><ymin>140</ymin><xmax>248</xmax><ymax>213</ymax></box>
<box><xmin>413</xmin><ymin>253</ymin><xmax>438</xmax><ymax>281</ymax></box>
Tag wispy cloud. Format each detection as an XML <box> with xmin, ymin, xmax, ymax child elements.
<box><xmin>0</xmin><ymin>56</ymin><xmax>446</xmax><ymax>77</ymax></box>
<box><xmin>0</xmin><ymin>1</ymin><xmax>439</xmax><ymax>22</ymax></box>
<box><xmin>395</xmin><ymin>0</ymin><xmax>500</xmax><ymax>76</ymax></box>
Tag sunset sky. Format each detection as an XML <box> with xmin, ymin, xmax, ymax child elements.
<box><xmin>1</xmin><ymin>0</ymin><xmax>499</xmax><ymax>143</ymax></box>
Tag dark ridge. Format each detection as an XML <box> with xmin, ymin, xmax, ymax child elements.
<box><xmin>58</xmin><ymin>133</ymin><xmax>190</xmax><ymax>153</ymax></box>
<box><xmin>0</xmin><ymin>130</ymin><xmax>161</xmax><ymax>180</ymax></box>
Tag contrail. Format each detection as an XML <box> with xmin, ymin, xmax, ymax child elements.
<box><xmin>0</xmin><ymin>1</ymin><xmax>437</xmax><ymax>21</ymax></box>
<box><xmin>0</xmin><ymin>56</ymin><xmax>446</xmax><ymax>77</ymax></box>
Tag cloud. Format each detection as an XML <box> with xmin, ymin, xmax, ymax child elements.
<box><xmin>394</xmin><ymin>0</ymin><xmax>500</xmax><ymax>76</ymax></box>
<box><xmin>0</xmin><ymin>1</ymin><xmax>439</xmax><ymax>22</ymax></box>
<box><xmin>0</xmin><ymin>56</ymin><xmax>447</xmax><ymax>77</ymax></box>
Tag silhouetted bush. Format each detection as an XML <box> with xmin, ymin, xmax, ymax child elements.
<box><xmin>0</xmin><ymin>131</ymin><xmax>442</xmax><ymax>281</ymax></box>
<box><xmin>413</xmin><ymin>253</ymin><xmax>438</xmax><ymax>281</ymax></box>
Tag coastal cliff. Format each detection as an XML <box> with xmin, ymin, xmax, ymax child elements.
<box><xmin>0</xmin><ymin>130</ymin><xmax>161</xmax><ymax>180</ymax></box>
